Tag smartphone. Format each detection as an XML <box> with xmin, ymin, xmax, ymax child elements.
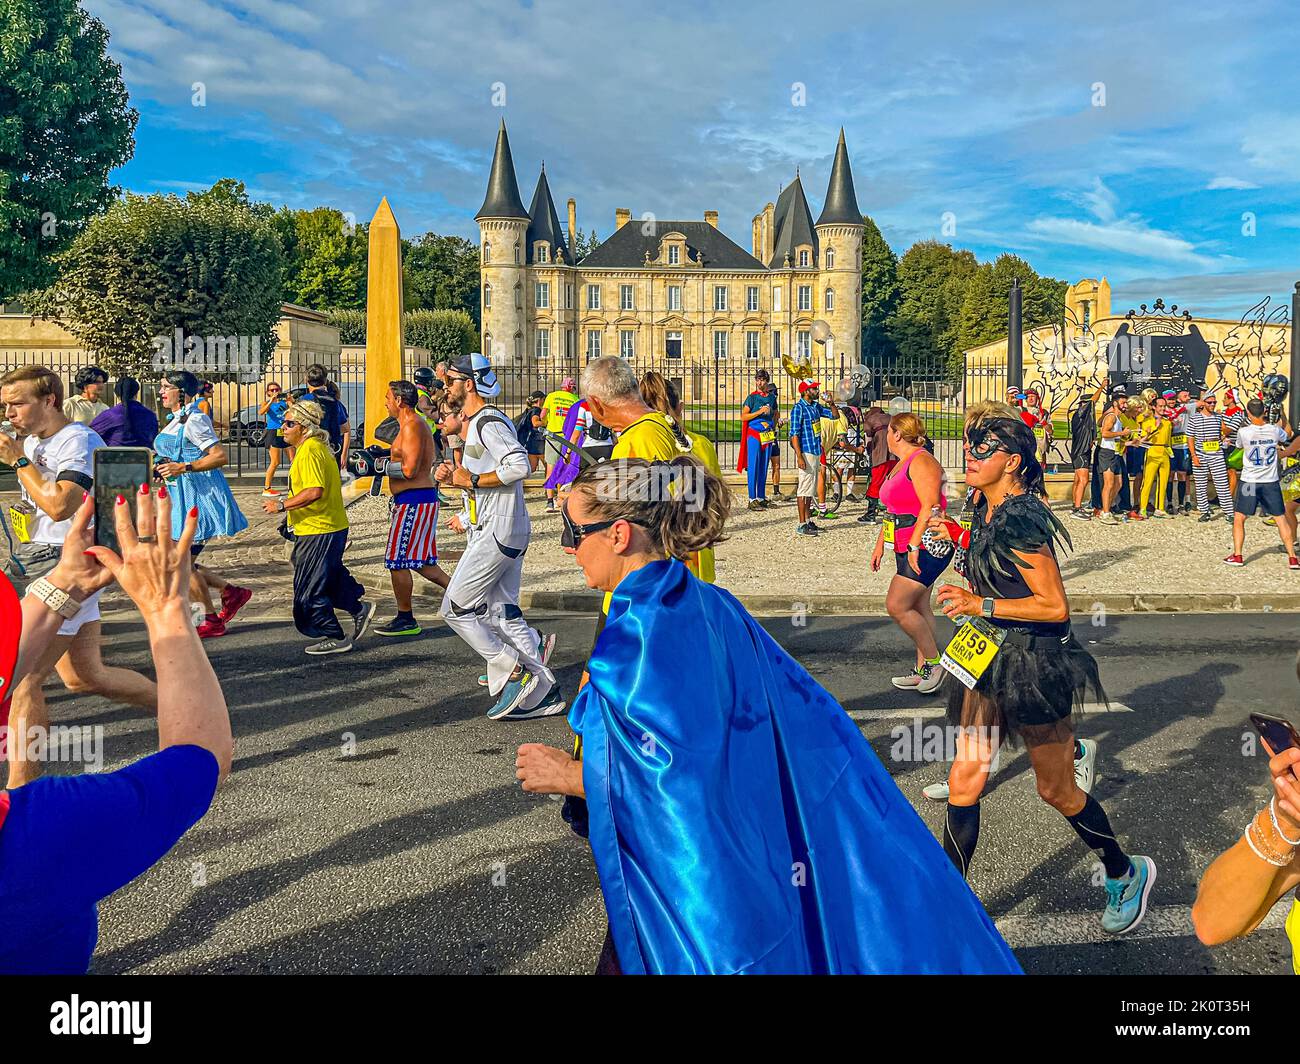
<box><xmin>93</xmin><ymin>448</ymin><xmax>153</xmax><ymax>555</ymax></box>
<box><xmin>1249</xmin><ymin>712</ymin><xmax>1300</xmax><ymax>755</ymax></box>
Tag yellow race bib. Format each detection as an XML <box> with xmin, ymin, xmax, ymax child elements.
<box><xmin>959</xmin><ymin>516</ymin><xmax>972</xmax><ymax>533</ymax></box>
<box><xmin>465</xmin><ymin>489</ymin><xmax>478</xmax><ymax>525</ymax></box>
<box><xmin>1201</xmin><ymin>440</ymin><xmax>1220</xmax><ymax>454</ymax></box>
<box><xmin>1171</xmin><ymin>433</ymin><xmax>1187</xmax><ymax>448</ymax></box>
<box><xmin>883</xmin><ymin>519</ymin><xmax>895</xmax><ymax>548</ymax></box>
<box><xmin>758</xmin><ymin>430</ymin><xmax>775</xmax><ymax>445</ymax></box>
<box><xmin>8</xmin><ymin>503</ymin><xmax>34</xmax><ymax>544</ymax></box>
<box><xmin>940</xmin><ymin>618</ymin><xmax>1005</xmax><ymax>689</ymax></box>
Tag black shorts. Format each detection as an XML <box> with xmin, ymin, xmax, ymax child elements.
<box><xmin>266</xmin><ymin>431</ymin><xmax>286</xmax><ymax>450</ymax></box>
<box><xmin>527</xmin><ymin>437</ymin><xmax>545</xmax><ymax>457</ymax></box>
<box><xmin>893</xmin><ymin>548</ymin><xmax>951</xmax><ymax>587</ymax></box>
<box><xmin>1101</xmin><ymin>449</ymin><xmax>1125</xmax><ymax>475</ymax></box>
<box><xmin>1234</xmin><ymin>480</ymin><xmax>1286</xmax><ymax>517</ymax></box>
<box><xmin>1125</xmin><ymin>447</ymin><xmax>1146</xmax><ymax>477</ymax></box>
<box><xmin>1171</xmin><ymin>447</ymin><xmax>1190</xmax><ymax>473</ymax></box>
<box><xmin>190</xmin><ymin>543</ymin><xmax>205</xmax><ymax>558</ymax></box>
<box><xmin>1070</xmin><ymin>438</ymin><xmax>1093</xmax><ymax>470</ymax></box>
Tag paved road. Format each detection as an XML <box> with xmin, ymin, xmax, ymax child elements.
<box><xmin>51</xmin><ymin>609</ymin><xmax>1298</xmax><ymax>974</ymax></box>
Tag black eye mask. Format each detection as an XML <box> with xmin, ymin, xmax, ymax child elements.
<box><xmin>966</xmin><ymin>418</ymin><xmax>1027</xmax><ymax>461</ymax></box>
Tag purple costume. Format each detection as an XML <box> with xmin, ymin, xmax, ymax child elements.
<box><xmin>543</xmin><ymin>399</ymin><xmax>589</xmax><ymax>490</ymax></box>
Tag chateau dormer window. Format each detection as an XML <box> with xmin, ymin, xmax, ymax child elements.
<box><xmin>668</xmin><ymin>244</ymin><xmax>680</xmax><ymax>266</ymax></box>
<box><xmin>535</xmin><ymin>241</ymin><xmax>549</xmax><ymax>263</ymax></box>
<box><xmin>799</xmin><ymin>249</ymin><xmax>809</xmax><ymax>268</ymax></box>
<box><xmin>825</xmin><ymin>247</ymin><xmax>835</xmax><ymax>269</ymax></box>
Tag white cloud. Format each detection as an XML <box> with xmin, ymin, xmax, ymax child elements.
<box><xmin>1206</xmin><ymin>176</ymin><xmax>1260</xmax><ymax>190</ymax></box>
<box><xmin>1024</xmin><ymin>216</ymin><xmax>1221</xmax><ymax>268</ymax></box>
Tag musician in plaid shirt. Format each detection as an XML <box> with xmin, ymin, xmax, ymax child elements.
<box><xmin>789</xmin><ymin>380</ymin><xmax>835</xmax><ymax>537</ymax></box>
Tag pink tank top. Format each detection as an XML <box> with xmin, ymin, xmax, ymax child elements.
<box><xmin>880</xmin><ymin>449</ymin><xmax>946</xmax><ymax>551</ymax></box>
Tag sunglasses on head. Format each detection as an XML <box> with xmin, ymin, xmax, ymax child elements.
<box><xmin>560</xmin><ymin>501</ymin><xmax>650</xmax><ymax>549</ymax></box>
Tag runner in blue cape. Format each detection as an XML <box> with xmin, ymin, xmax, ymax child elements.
<box><xmin>515</xmin><ymin>455</ymin><xmax>1020</xmax><ymax>974</ymax></box>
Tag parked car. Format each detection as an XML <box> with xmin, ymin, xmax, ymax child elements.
<box><xmin>228</xmin><ymin>382</ymin><xmax>365</xmax><ymax>450</ymax></box>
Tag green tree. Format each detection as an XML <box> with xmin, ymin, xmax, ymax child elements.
<box><xmin>890</xmin><ymin>240</ymin><xmax>977</xmax><ymax>376</ymax></box>
<box><xmin>0</xmin><ymin>0</ymin><xmax>137</xmax><ymax>298</ymax></box>
<box><xmin>572</xmin><ymin>228</ymin><xmax>601</xmax><ymax>259</ymax></box>
<box><xmin>859</xmin><ymin>215</ymin><xmax>899</xmax><ymax>361</ymax></box>
<box><xmin>403</xmin><ymin>232</ymin><xmax>480</xmax><ymax>322</ymax></box>
<box><xmin>953</xmin><ymin>253</ymin><xmax>1067</xmax><ymax>378</ymax></box>
<box><xmin>325</xmin><ymin>307</ymin><xmax>366</xmax><ymax>345</ymax></box>
<box><xmin>276</xmin><ymin>206</ymin><xmax>367</xmax><ymax>309</ymax></box>
<box><xmin>404</xmin><ymin>308</ymin><xmax>476</xmax><ymax>361</ymax></box>
<box><xmin>30</xmin><ymin>182</ymin><xmax>284</xmax><ymax>376</ymax></box>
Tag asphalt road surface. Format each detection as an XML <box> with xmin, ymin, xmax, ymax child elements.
<box><xmin>38</xmin><ymin>608</ymin><xmax>1298</xmax><ymax>975</ymax></box>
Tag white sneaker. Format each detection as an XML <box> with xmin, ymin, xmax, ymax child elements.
<box><xmin>923</xmin><ymin>781</ymin><xmax>950</xmax><ymax>801</ymax></box>
<box><xmin>915</xmin><ymin>661</ymin><xmax>944</xmax><ymax>694</ymax></box>
<box><xmin>891</xmin><ymin>669</ymin><xmax>923</xmax><ymax>690</ymax></box>
<box><xmin>1074</xmin><ymin>738</ymin><xmax>1098</xmax><ymax>793</ymax></box>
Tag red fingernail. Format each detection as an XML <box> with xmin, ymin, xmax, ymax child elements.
<box><xmin>83</xmin><ymin>550</ymin><xmax>96</xmax><ymax>558</ymax></box>
<box><xmin>189</xmin><ymin>506</ymin><xmax>198</xmax><ymax>517</ymax></box>
<box><xmin>115</xmin><ymin>494</ymin><xmax>124</xmax><ymax>505</ymax></box>
<box><xmin>140</xmin><ymin>482</ymin><xmax>149</xmax><ymax>495</ymax></box>
<box><xmin>158</xmin><ymin>484</ymin><xmax>167</xmax><ymax>499</ymax></box>
<box><xmin>82</xmin><ymin>491</ymin><xmax>89</xmax><ymax>501</ymax></box>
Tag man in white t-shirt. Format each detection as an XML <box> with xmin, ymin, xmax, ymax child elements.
<box><xmin>1224</xmin><ymin>399</ymin><xmax>1300</xmax><ymax>571</ymax></box>
<box><xmin>0</xmin><ymin>366</ymin><xmax>157</xmax><ymax>787</ymax></box>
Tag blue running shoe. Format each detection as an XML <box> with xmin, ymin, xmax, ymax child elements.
<box><xmin>487</xmin><ymin>671</ymin><xmax>535</xmax><ymax>719</ymax></box>
<box><xmin>498</xmin><ymin>684</ymin><xmax>568</xmax><ymax>721</ymax></box>
<box><xmin>1101</xmin><ymin>855</ymin><xmax>1156</xmax><ymax>934</ymax></box>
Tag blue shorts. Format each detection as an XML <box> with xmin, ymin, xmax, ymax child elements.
<box><xmin>893</xmin><ymin>547</ymin><xmax>951</xmax><ymax>588</ymax></box>
<box><xmin>1125</xmin><ymin>447</ymin><xmax>1147</xmax><ymax>478</ymax></box>
<box><xmin>1171</xmin><ymin>447</ymin><xmax>1190</xmax><ymax>473</ymax></box>
<box><xmin>1234</xmin><ymin>480</ymin><xmax>1286</xmax><ymax>517</ymax></box>
<box><xmin>386</xmin><ymin>487</ymin><xmax>440</xmax><ymax>570</ymax></box>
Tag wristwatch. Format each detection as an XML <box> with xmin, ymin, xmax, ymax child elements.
<box><xmin>981</xmin><ymin>597</ymin><xmax>996</xmax><ymax>619</ymax></box>
<box><xmin>14</xmin><ymin>456</ymin><xmax>30</xmax><ymax>469</ymax></box>
<box><xmin>469</xmin><ymin>472</ymin><xmax>481</xmax><ymax>490</ymax></box>
<box><xmin>28</xmin><ymin>577</ymin><xmax>84</xmax><ymax>620</ymax></box>
<box><xmin>184</xmin><ymin>462</ymin><xmax>193</xmax><ymax>473</ymax></box>
<box><xmin>277</xmin><ymin>498</ymin><xmax>287</xmax><ymax>513</ymax></box>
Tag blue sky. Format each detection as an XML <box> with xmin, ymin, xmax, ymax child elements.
<box><xmin>90</xmin><ymin>0</ymin><xmax>1300</xmax><ymax>318</ymax></box>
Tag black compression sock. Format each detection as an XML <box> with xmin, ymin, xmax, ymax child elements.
<box><xmin>1177</xmin><ymin>481</ymin><xmax>1187</xmax><ymax>506</ymax></box>
<box><xmin>1064</xmin><ymin>794</ymin><xmax>1132</xmax><ymax>879</ymax></box>
<box><xmin>944</xmin><ymin>802</ymin><xmax>981</xmax><ymax>879</ymax></box>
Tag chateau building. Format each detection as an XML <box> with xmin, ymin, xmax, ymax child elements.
<box><xmin>475</xmin><ymin>121</ymin><xmax>865</xmax><ymax>375</ymax></box>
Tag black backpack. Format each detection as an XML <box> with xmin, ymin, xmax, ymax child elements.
<box><xmin>513</xmin><ymin>406</ymin><xmax>536</xmax><ymax>444</ymax></box>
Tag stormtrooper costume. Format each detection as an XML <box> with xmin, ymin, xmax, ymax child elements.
<box><xmin>440</xmin><ymin>385</ymin><xmax>555</xmax><ymax>714</ymax></box>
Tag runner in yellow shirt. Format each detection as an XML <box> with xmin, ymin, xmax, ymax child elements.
<box><xmin>542</xmin><ymin>377</ymin><xmax>579</xmax><ymax>511</ymax></box>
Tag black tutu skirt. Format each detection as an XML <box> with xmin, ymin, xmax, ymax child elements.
<box><xmin>944</xmin><ymin>628</ymin><xmax>1106</xmax><ymax>748</ymax></box>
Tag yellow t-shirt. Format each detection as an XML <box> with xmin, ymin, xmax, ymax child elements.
<box><xmin>1287</xmin><ymin>897</ymin><xmax>1299</xmax><ymax>975</ymax></box>
<box><xmin>684</xmin><ymin>430</ymin><xmax>721</xmax><ymax>584</ymax></box>
<box><xmin>288</xmin><ymin>436</ymin><xmax>348</xmax><ymax>535</ymax></box>
<box><xmin>543</xmin><ymin>390</ymin><xmax>578</xmax><ymax>434</ymax></box>
<box><xmin>1144</xmin><ymin>417</ymin><xmax>1172</xmax><ymax>457</ymax></box>
<box><xmin>611</xmin><ymin>411</ymin><xmax>682</xmax><ymax>461</ymax></box>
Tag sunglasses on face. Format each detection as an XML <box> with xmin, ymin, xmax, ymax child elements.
<box><xmin>560</xmin><ymin>502</ymin><xmax>650</xmax><ymax>549</ymax></box>
<box><xmin>965</xmin><ymin>426</ymin><xmax>1011</xmax><ymax>461</ymax></box>
<box><xmin>282</xmin><ymin>420</ymin><xmax>299</xmax><ymax>429</ymax></box>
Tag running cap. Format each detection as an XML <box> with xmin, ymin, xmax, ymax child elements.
<box><xmin>413</xmin><ymin>367</ymin><xmax>434</xmax><ymax>388</ymax></box>
<box><xmin>449</xmin><ymin>353</ymin><xmax>501</xmax><ymax>398</ymax></box>
<box><xmin>560</xmin><ymin>376</ymin><xmax>576</xmax><ymax>392</ymax></box>
<box><xmin>798</xmin><ymin>379</ymin><xmax>820</xmax><ymax>395</ymax></box>
<box><xmin>284</xmin><ymin>398</ymin><xmax>324</xmax><ymax>429</ymax></box>
<box><xmin>528</xmin><ymin>390</ymin><xmax>545</xmax><ymax>400</ymax></box>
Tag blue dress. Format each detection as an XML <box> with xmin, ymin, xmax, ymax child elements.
<box><xmin>154</xmin><ymin>403</ymin><xmax>249</xmax><ymax>544</ymax></box>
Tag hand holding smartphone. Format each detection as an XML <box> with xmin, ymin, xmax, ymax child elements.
<box><xmin>93</xmin><ymin>448</ymin><xmax>154</xmax><ymax>556</ymax></box>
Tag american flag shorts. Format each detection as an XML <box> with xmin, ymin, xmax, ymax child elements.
<box><xmin>385</xmin><ymin>487</ymin><xmax>440</xmax><ymax>570</ymax></box>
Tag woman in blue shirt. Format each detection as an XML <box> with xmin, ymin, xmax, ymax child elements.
<box><xmin>737</xmin><ymin>369</ymin><xmax>777</xmax><ymax>509</ymax></box>
<box><xmin>259</xmin><ymin>381</ymin><xmax>289</xmax><ymax>498</ymax></box>
<box><xmin>3</xmin><ymin>492</ymin><xmax>232</xmax><ymax>974</ymax></box>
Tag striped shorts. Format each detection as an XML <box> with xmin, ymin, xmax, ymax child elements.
<box><xmin>386</xmin><ymin>487</ymin><xmax>440</xmax><ymax>570</ymax></box>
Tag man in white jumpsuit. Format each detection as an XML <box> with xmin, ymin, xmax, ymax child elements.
<box><xmin>436</xmin><ymin>353</ymin><xmax>565</xmax><ymax>721</ymax></box>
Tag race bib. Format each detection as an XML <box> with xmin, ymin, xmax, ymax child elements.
<box><xmin>883</xmin><ymin>519</ymin><xmax>895</xmax><ymax>548</ymax></box>
<box><xmin>8</xmin><ymin>503</ymin><xmax>34</xmax><ymax>544</ymax></box>
<box><xmin>959</xmin><ymin>515</ymin><xmax>972</xmax><ymax>533</ymax></box>
<box><xmin>465</xmin><ymin>490</ymin><xmax>478</xmax><ymax>525</ymax></box>
<box><xmin>940</xmin><ymin>618</ymin><xmax>1005</xmax><ymax>690</ymax></box>
<box><xmin>1201</xmin><ymin>440</ymin><xmax>1220</xmax><ymax>454</ymax></box>
<box><xmin>758</xmin><ymin>430</ymin><xmax>775</xmax><ymax>445</ymax></box>
<box><xmin>1032</xmin><ymin>425</ymin><xmax>1046</xmax><ymax>441</ymax></box>
<box><xmin>1171</xmin><ymin>433</ymin><xmax>1187</xmax><ymax>448</ymax></box>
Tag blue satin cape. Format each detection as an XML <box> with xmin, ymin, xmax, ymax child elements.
<box><xmin>569</xmin><ymin>559</ymin><xmax>1021</xmax><ymax>975</ymax></box>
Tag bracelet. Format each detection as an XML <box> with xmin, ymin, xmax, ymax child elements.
<box><xmin>277</xmin><ymin>499</ymin><xmax>287</xmax><ymax>513</ymax></box>
<box><xmin>1245</xmin><ymin>816</ymin><xmax>1292</xmax><ymax>867</ymax></box>
<box><xmin>1270</xmin><ymin>797</ymin><xmax>1300</xmax><ymax>848</ymax></box>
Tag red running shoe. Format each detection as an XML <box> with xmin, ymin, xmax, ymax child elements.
<box><xmin>197</xmin><ymin>614</ymin><xmax>227</xmax><ymax>638</ymax></box>
<box><xmin>1289</xmin><ymin>556</ymin><xmax>1299</xmax><ymax>572</ymax></box>
<box><xmin>1223</xmin><ymin>554</ymin><xmax>1245</xmax><ymax>566</ymax></box>
<box><xmin>1130</xmin><ymin>513</ymin><xmax>1148</xmax><ymax>521</ymax></box>
<box><xmin>219</xmin><ymin>585</ymin><xmax>253</xmax><ymax>623</ymax></box>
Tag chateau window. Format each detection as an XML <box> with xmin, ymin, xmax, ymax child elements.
<box><xmin>797</xmin><ymin>330</ymin><xmax>811</xmax><ymax>359</ymax></box>
<box><xmin>514</xmin><ymin>244</ymin><xmax>520</xmax><ymax>264</ymax></box>
<box><xmin>586</xmin><ymin>284</ymin><xmax>601</xmax><ymax>310</ymax></box>
<box><xmin>484</xmin><ymin>332</ymin><xmax>492</xmax><ymax>358</ymax></box>
<box><xmin>535</xmin><ymin>282</ymin><xmax>549</xmax><ymax>309</ymax></box>
<box><xmin>773</xmin><ymin>332</ymin><xmax>782</xmax><ymax>359</ymax></box>
<box><xmin>586</xmin><ymin>330</ymin><xmax>602</xmax><ymax>359</ymax></box>
<box><xmin>535</xmin><ymin>242</ymin><xmax>549</xmax><ymax>263</ymax></box>
<box><xmin>798</xmin><ymin>285</ymin><xmax>811</xmax><ymax>312</ymax></box>
<box><xmin>536</xmin><ymin>330</ymin><xmax>551</xmax><ymax>359</ymax></box>
<box><xmin>713</xmin><ymin>285</ymin><xmax>728</xmax><ymax>312</ymax></box>
<box><xmin>825</xmin><ymin>288</ymin><xmax>834</xmax><ymax>312</ymax></box>
<box><xmin>745</xmin><ymin>331</ymin><xmax>760</xmax><ymax>360</ymax></box>
<box><xmin>714</xmin><ymin>331</ymin><xmax>728</xmax><ymax>359</ymax></box>
<box><xmin>515</xmin><ymin>284</ymin><xmax>522</xmax><ymax>310</ymax></box>
<box><xmin>483</xmin><ymin>282</ymin><xmax>491</xmax><ymax>309</ymax></box>
<box><xmin>514</xmin><ymin>334</ymin><xmax>522</xmax><ymax>360</ymax></box>
<box><xmin>565</xmin><ymin>328</ymin><xmax>574</xmax><ymax>357</ymax></box>
<box><xmin>825</xmin><ymin>247</ymin><xmax>835</xmax><ymax>269</ymax></box>
<box><xmin>773</xmin><ymin>287</ymin><xmax>782</xmax><ymax>313</ymax></box>
<box><xmin>668</xmin><ymin>285</ymin><xmax>682</xmax><ymax>312</ymax></box>
<box><xmin>620</xmin><ymin>330</ymin><xmax>635</xmax><ymax>358</ymax></box>
<box><xmin>666</xmin><ymin>331</ymin><xmax>683</xmax><ymax>359</ymax></box>
<box><xmin>483</xmin><ymin>241</ymin><xmax>491</xmax><ymax>263</ymax></box>
<box><xmin>620</xmin><ymin>284</ymin><xmax>634</xmax><ymax>311</ymax></box>
<box><xmin>799</xmin><ymin>250</ymin><xmax>809</xmax><ymax>267</ymax></box>
<box><xmin>746</xmin><ymin>286</ymin><xmax>759</xmax><ymax>312</ymax></box>
<box><xmin>668</xmin><ymin>244</ymin><xmax>680</xmax><ymax>265</ymax></box>
<box><xmin>565</xmin><ymin>283</ymin><xmax>574</xmax><ymax>310</ymax></box>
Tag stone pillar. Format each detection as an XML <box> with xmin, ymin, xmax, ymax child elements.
<box><xmin>365</xmin><ymin>197</ymin><xmax>403</xmax><ymax>446</ymax></box>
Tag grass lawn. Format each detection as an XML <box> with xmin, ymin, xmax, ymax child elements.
<box><xmin>685</xmin><ymin>411</ymin><xmax>1069</xmax><ymax>443</ymax></box>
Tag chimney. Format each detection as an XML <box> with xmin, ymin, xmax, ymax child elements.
<box><xmin>763</xmin><ymin>202</ymin><xmax>775</xmax><ymax>263</ymax></box>
<box><xmin>615</xmin><ymin>208</ymin><xmax>631</xmax><ymax>230</ymax></box>
<box><xmin>752</xmin><ymin>214</ymin><xmax>762</xmax><ymax>259</ymax></box>
<box><xmin>567</xmin><ymin>198</ymin><xmax>577</xmax><ymax>251</ymax></box>
<box><xmin>704</xmin><ymin>210</ymin><xmax>719</xmax><ymax>228</ymax></box>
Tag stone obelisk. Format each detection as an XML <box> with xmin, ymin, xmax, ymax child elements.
<box><xmin>365</xmin><ymin>197</ymin><xmax>403</xmax><ymax>447</ymax></box>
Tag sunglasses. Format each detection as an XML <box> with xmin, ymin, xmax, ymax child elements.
<box><xmin>560</xmin><ymin>502</ymin><xmax>650</xmax><ymax>549</ymax></box>
<box><xmin>282</xmin><ymin>420</ymin><xmax>299</xmax><ymax>429</ymax></box>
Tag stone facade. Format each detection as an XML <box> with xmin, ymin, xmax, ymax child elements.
<box><xmin>475</xmin><ymin>122</ymin><xmax>865</xmax><ymax>391</ymax></box>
